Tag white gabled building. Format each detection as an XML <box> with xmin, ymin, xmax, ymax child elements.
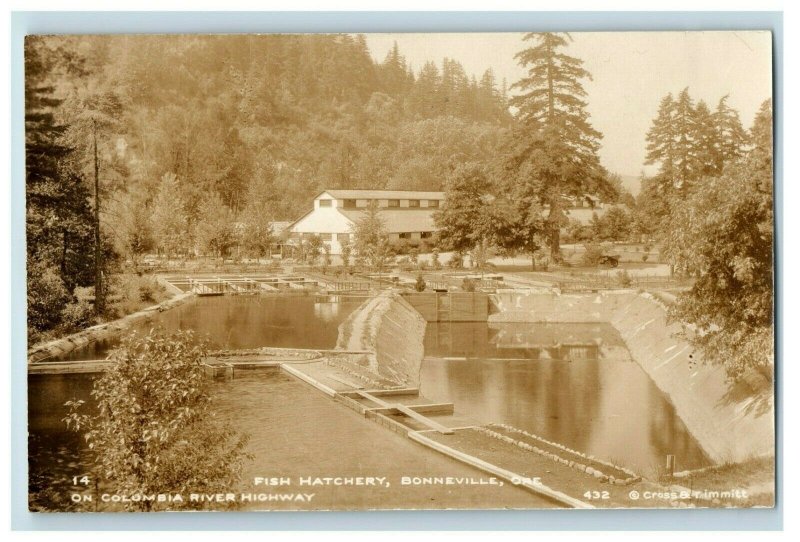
<box><xmin>287</xmin><ymin>189</ymin><xmax>445</xmax><ymax>255</ymax></box>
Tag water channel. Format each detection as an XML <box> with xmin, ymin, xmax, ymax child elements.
<box><xmin>28</xmin><ymin>294</ymin><xmax>709</xmax><ymax>510</ymax></box>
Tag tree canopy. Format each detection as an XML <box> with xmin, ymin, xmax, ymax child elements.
<box><xmin>505</xmin><ymin>32</ymin><xmax>608</xmax><ymax>259</ymax></box>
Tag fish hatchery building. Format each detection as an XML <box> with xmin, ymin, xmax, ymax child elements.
<box><xmin>287</xmin><ymin>189</ymin><xmax>445</xmax><ymax>255</ymax></box>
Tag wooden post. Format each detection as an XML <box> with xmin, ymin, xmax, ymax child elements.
<box><xmin>666</xmin><ymin>454</ymin><xmax>676</xmax><ymax>477</ymax></box>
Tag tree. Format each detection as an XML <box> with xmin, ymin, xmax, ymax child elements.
<box><xmin>493</xmin><ymin>162</ymin><xmax>547</xmax><ymax>269</ymax></box>
<box><xmin>713</xmin><ymin>95</ymin><xmax>749</xmax><ymax>171</ymax></box>
<box><xmin>150</xmin><ymin>173</ymin><xmax>187</xmax><ymax>258</ymax></box>
<box><xmin>305</xmin><ymin>235</ymin><xmax>324</xmax><ymax>265</ymax></box>
<box><xmin>64</xmin><ymin>330</ymin><xmax>251</xmax><ymax>511</ymax></box>
<box><xmin>25</xmin><ymin>37</ymin><xmax>96</xmax><ymax>339</ymax></box>
<box><xmin>663</xmin><ymin>99</ymin><xmax>773</xmax><ymax>382</ymax></box>
<box><xmin>195</xmin><ymin>193</ymin><xmax>239</xmax><ymax>259</ymax></box>
<box><xmin>108</xmin><ymin>187</ymin><xmax>154</xmax><ymax>271</ymax></box>
<box><xmin>340</xmin><ymin>239</ymin><xmax>352</xmax><ymax>274</ymax></box>
<box><xmin>240</xmin><ymin>171</ymin><xmax>278</xmax><ymax>258</ymax></box>
<box><xmin>507</xmin><ymin>32</ymin><xmax>605</xmax><ymax>260</ymax></box>
<box><xmin>351</xmin><ymin>201</ymin><xmax>391</xmax><ymax>270</ymax></box>
<box><xmin>434</xmin><ymin>164</ymin><xmax>499</xmax><ymax>269</ymax></box>
<box><xmin>591</xmin><ymin>205</ymin><xmax>634</xmax><ymax>242</ymax></box>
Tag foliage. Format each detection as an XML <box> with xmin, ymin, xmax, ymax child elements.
<box><xmin>414</xmin><ymin>274</ymin><xmax>426</xmax><ymax>292</ymax></box>
<box><xmin>461</xmin><ymin>278</ymin><xmax>477</xmax><ymax>292</ymax></box>
<box><xmin>615</xmin><ymin>269</ymin><xmax>633</xmax><ymax>287</ymax></box>
<box><xmin>351</xmin><ymin>201</ymin><xmax>391</xmax><ymax>270</ymax></box>
<box><xmin>25</xmin><ymin>38</ymin><xmax>97</xmax><ymax>341</ymax></box>
<box><xmin>505</xmin><ymin>32</ymin><xmax>609</xmax><ymax>259</ymax></box>
<box><xmin>64</xmin><ymin>330</ymin><xmax>252</xmax><ymax>511</ymax></box>
<box><xmin>27</xmin><ymin>34</ymin><xmax>512</xmax><ymax>337</ymax></box>
<box><xmin>431</xmin><ymin>248</ymin><xmax>442</xmax><ymax>270</ymax></box>
<box><xmin>27</xmin><ymin>258</ymin><xmax>72</xmax><ymax>342</ymax></box>
<box><xmin>195</xmin><ymin>192</ymin><xmax>240</xmax><ymax>258</ymax></box>
<box><xmin>434</xmin><ymin>164</ymin><xmax>499</xmax><ymax>269</ymax></box>
<box><xmin>664</xmin><ymin>100</ymin><xmax>773</xmax><ymax>381</ymax></box>
<box><xmin>590</xmin><ymin>205</ymin><xmax>634</xmax><ymax>242</ymax></box>
<box><xmin>340</xmin><ymin>240</ymin><xmax>352</xmax><ymax>272</ymax></box>
<box><xmin>643</xmin><ymin>88</ymin><xmax>750</xmax><ymax>231</ymax></box>
<box><xmin>581</xmin><ymin>244</ymin><xmax>605</xmax><ymax>267</ymax></box>
<box><xmin>447</xmin><ymin>252</ymin><xmax>464</xmax><ymax>269</ymax></box>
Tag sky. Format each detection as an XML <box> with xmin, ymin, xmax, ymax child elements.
<box><xmin>365</xmin><ymin>32</ymin><xmax>772</xmax><ymax>191</ymax></box>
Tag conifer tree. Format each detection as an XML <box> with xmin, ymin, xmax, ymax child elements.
<box><xmin>507</xmin><ymin>32</ymin><xmax>605</xmax><ymax>259</ymax></box>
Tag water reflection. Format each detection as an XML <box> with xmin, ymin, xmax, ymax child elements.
<box><xmin>58</xmin><ymin>295</ymin><xmax>363</xmax><ymax>361</ymax></box>
<box><xmin>420</xmin><ymin>322</ymin><xmax>710</xmax><ymax>475</ymax></box>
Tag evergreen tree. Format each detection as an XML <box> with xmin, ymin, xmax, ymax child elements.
<box><xmin>714</xmin><ymin>95</ymin><xmax>749</xmax><ymax>170</ymax></box>
<box><xmin>663</xmin><ymin>99</ymin><xmax>773</xmax><ymax>381</ymax></box>
<box><xmin>25</xmin><ymin>37</ymin><xmax>96</xmax><ymax>339</ymax></box>
<box><xmin>507</xmin><ymin>32</ymin><xmax>605</xmax><ymax>260</ymax></box>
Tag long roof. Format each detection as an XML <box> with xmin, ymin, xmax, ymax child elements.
<box><xmin>319</xmin><ymin>189</ymin><xmax>445</xmax><ymax>200</ymax></box>
<box><xmin>337</xmin><ymin>208</ymin><xmax>438</xmax><ymax>233</ymax></box>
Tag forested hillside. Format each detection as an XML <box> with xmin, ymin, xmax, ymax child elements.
<box><xmin>36</xmin><ymin>34</ymin><xmax>510</xmax><ymax>217</ymax></box>
<box><xmin>25</xmin><ymin>34</ymin><xmax>512</xmax><ymax>342</ymax></box>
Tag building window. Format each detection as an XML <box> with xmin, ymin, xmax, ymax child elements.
<box><xmin>409</xmin><ymin>200</ymin><xmax>420</xmax><ymax>208</ymax></box>
<box><xmin>399</xmin><ymin>232</ymin><xmax>411</xmax><ymax>239</ymax></box>
<box><xmin>388</xmin><ymin>199</ymin><xmax>400</xmax><ymax>208</ymax></box>
<box><xmin>339</xmin><ymin>233</ymin><xmax>351</xmax><ymax>244</ymax></box>
<box><xmin>421</xmin><ymin>231</ymin><xmax>433</xmax><ymax>239</ymax></box>
<box><xmin>428</xmin><ymin>200</ymin><xmax>440</xmax><ymax>208</ymax></box>
<box><xmin>319</xmin><ymin>199</ymin><xmax>332</xmax><ymax>207</ymax></box>
<box><xmin>343</xmin><ymin>199</ymin><xmax>357</xmax><ymax>208</ymax></box>
<box><xmin>320</xmin><ymin>233</ymin><xmax>332</xmax><ymax>240</ymax></box>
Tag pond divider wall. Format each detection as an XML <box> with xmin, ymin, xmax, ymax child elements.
<box><xmin>489</xmin><ymin>290</ymin><xmax>774</xmax><ymax>465</ymax></box>
<box><xmin>336</xmin><ymin>291</ymin><xmax>427</xmax><ymax>387</ymax></box>
<box><xmin>400</xmin><ymin>292</ymin><xmax>489</xmax><ymax>322</ymax></box>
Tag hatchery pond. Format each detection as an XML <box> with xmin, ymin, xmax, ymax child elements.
<box><xmin>29</xmin><ymin>295</ymin><xmax>709</xmax><ymax>511</ymax></box>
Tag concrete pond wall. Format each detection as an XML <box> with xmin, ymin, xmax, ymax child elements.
<box><xmin>336</xmin><ymin>291</ymin><xmax>427</xmax><ymax>387</ymax></box>
<box><xmin>489</xmin><ymin>290</ymin><xmax>774</xmax><ymax>464</ymax></box>
<box><xmin>27</xmin><ymin>290</ymin><xmax>194</xmax><ymax>363</ymax></box>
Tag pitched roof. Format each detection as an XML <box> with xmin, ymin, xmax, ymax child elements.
<box><xmin>337</xmin><ymin>208</ymin><xmax>438</xmax><ymax>233</ymax></box>
<box><xmin>319</xmin><ymin>189</ymin><xmax>445</xmax><ymax>200</ymax></box>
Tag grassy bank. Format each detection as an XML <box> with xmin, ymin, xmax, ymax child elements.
<box><xmin>671</xmin><ymin>455</ymin><xmax>775</xmax><ymax>507</ymax></box>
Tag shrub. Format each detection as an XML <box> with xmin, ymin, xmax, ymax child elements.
<box><xmin>431</xmin><ymin>248</ymin><xmax>442</xmax><ymax>270</ymax></box>
<box><xmin>64</xmin><ymin>330</ymin><xmax>252</xmax><ymax>511</ymax></box>
<box><xmin>27</xmin><ymin>261</ymin><xmax>71</xmax><ymax>341</ymax></box>
<box><xmin>447</xmin><ymin>252</ymin><xmax>464</xmax><ymax>269</ymax></box>
<box><xmin>581</xmin><ymin>245</ymin><xmax>604</xmax><ymax>266</ymax></box>
<box><xmin>60</xmin><ymin>287</ymin><xmax>96</xmax><ymax>331</ymax></box>
<box><xmin>616</xmin><ymin>269</ymin><xmax>633</xmax><ymax>287</ymax></box>
<box><xmin>414</xmin><ymin>274</ymin><xmax>426</xmax><ymax>292</ymax></box>
<box><xmin>462</xmin><ymin>278</ymin><xmax>476</xmax><ymax>292</ymax></box>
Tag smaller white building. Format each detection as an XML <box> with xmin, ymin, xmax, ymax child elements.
<box><xmin>287</xmin><ymin>189</ymin><xmax>445</xmax><ymax>254</ymax></box>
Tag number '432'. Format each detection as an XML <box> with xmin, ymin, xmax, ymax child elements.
<box><xmin>583</xmin><ymin>490</ymin><xmax>610</xmax><ymax>500</ymax></box>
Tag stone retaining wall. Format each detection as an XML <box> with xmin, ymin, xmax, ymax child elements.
<box><xmin>489</xmin><ymin>290</ymin><xmax>774</xmax><ymax>464</ymax></box>
<box><xmin>336</xmin><ymin>291</ymin><xmax>427</xmax><ymax>387</ymax></box>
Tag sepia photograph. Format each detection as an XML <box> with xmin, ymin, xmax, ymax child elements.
<box><xmin>24</xmin><ymin>30</ymin><xmax>775</xmax><ymax>512</ymax></box>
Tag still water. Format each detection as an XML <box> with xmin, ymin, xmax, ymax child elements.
<box><xmin>30</xmin><ymin>296</ymin><xmax>710</xmax><ymax>510</ymax></box>
<box><xmin>420</xmin><ymin>321</ymin><xmax>711</xmax><ymax>475</ymax></box>
<box><xmin>29</xmin><ymin>371</ymin><xmax>552</xmax><ymax>511</ymax></box>
<box><xmin>58</xmin><ymin>295</ymin><xmax>364</xmax><ymax>361</ymax></box>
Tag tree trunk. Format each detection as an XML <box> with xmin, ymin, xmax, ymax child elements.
<box><xmin>548</xmin><ymin>191</ymin><xmax>563</xmax><ymax>262</ymax></box>
<box><xmin>93</xmin><ymin>120</ymin><xmax>104</xmax><ymax>316</ymax></box>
